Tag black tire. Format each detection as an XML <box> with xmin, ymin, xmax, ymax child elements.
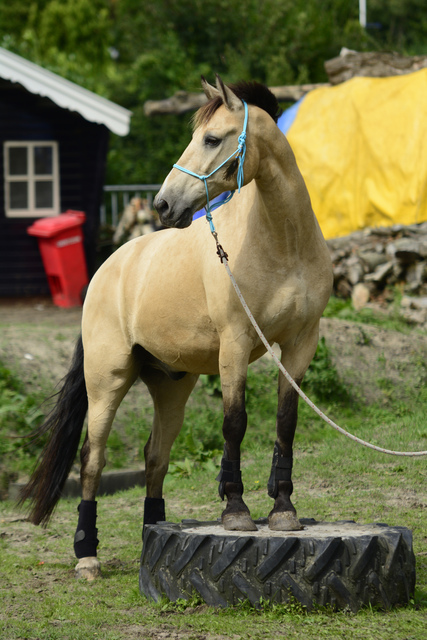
<box><xmin>139</xmin><ymin>518</ymin><xmax>415</xmax><ymax>611</ymax></box>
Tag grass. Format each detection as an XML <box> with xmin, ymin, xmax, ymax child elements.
<box><xmin>322</xmin><ymin>291</ymin><xmax>414</xmax><ymax>334</ymax></box>
<box><xmin>1</xmin><ymin>295</ymin><xmax>427</xmax><ymax>638</ymax></box>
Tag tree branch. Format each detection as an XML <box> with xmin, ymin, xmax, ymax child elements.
<box><xmin>143</xmin><ymin>83</ymin><xmax>329</xmax><ymax>116</ymax></box>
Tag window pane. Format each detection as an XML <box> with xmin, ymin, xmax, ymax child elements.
<box><xmin>34</xmin><ymin>146</ymin><xmax>53</xmax><ymax>175</ymax></box>
<box><xmin>9</xmin><ymin>147</ymin><xmax>28</xmax><ymax>176</ymax></box>
<box><xmin>9</xmin><ymin>182</ymin><xmax>28</xmax><ymax>209</ymax></box>
<box><xmin>35</xmin><ymin>181</ymin><xmax>53</xmax><ymax>208</ymax></box>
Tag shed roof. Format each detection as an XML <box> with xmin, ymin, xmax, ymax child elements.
<box><xmin>0</xmin><ymin>47</ymin><xmax>131</xmax><ymax>136</ymax></box>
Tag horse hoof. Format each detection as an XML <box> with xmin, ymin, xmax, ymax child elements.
<box><xmin>75</xmin><ymin>557</ymin><xmax>102</xmax><ymax>581</ymax></box>
<box><xmin>222</xmin><ymin>512</ymin><xmax>257</xmax><ymax>531</ymax></box>
<box><xmin>268</xmin><ymin>511</ymin><xmax>303</xmax><ymax>531</ymax></box>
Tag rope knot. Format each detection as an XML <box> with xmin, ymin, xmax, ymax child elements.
<box><xmin>238</xmin><ymin>132</ymin><xmax>246</xmax><ymax>148</ymax></box>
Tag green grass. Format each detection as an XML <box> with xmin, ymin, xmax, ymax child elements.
<box><xmin>323</xmin><ymin>293</ymin><xmax>413</xmax><ymax>333</ymax></box>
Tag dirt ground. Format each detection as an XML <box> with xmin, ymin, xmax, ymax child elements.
<box><xmin>1</xmin><ymin>295</ymin><xmax>426</xmax><ymax>406</ymax></box>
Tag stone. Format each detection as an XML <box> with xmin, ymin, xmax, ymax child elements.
<box><xmin>352</xmin><ymin>283</ymin><xmax>370</xmax><ymax>310</ymax></box>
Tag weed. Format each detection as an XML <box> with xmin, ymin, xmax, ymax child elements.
<box><xmin>168</xmin><ymin>425</ymin><xmax>222</xmax><ymax>477</ymax></box>
<box><xmin>302</xmin><ymin>337</ymin><xmax>352</xmax><ymax>404</ymax></box>
<box><xmin>156</xmin><ymin>593</ymin><xmax>205</xmax><ymax>612</ymax></box>
<box><xmin>323</xmin><ymin>293</ymin><xmax>413</xmax><ymax>333</ymax></box>
<box><xmin>0</xmin><ymin>362</ymin><xmax>45</xmax><ymax>477</ymax></box>
<box><xmin>199</xmin><ymin>374</ymin><xmax>222</xmax><ymax>397</ymax></box>
<box><xmin>355</xmin><ymin>326</ymin><xmax>372</xmax><ymax>346</ymax></box>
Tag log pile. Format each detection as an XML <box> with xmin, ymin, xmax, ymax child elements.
<box><xmin>325</xmin><ymin>48</ymin><xmax>427</xmax><ymax>85</ymax></box>
<box><xmin>327</xmin><ymin>222</ymin><xmax>427</xmax><ymax>327</ymax></box>
<box><xmin>143</xmin><ymin>83</ymin><xmax>327</xmax><ymax>116</ymax></box>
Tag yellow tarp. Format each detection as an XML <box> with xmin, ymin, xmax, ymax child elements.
<box><xmin>287</xmin><ymin>68</ymin><xmax>427</xmax><ymax>239</ymax></box>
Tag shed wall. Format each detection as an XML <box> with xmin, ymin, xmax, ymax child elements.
<box><xmin>0</xmin><ymin>80</ymin><xmax>108</xmax><ymax>297</ymax></box>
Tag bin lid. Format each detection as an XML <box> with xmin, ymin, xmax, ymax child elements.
<box><xmin>27</xmin><ymin>211</ymin><xmax>86</xmax><ymax>238</ymax></box>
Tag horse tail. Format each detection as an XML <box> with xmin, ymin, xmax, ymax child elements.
<box><xmin>20</xmin><ymin>335</ymin><xmax>88</xmax><ymax>526</ymax></box>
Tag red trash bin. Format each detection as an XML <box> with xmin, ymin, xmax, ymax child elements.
<box><xmin>27</xmin><ymin>210</ymin><xmax>89</xmax><ymax>308</ymax></box>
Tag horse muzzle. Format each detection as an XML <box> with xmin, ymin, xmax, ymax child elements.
<box><xmin>154</xmin><ymin>197</ymin><xmax>194</xmax><ymax>229</ymax></box>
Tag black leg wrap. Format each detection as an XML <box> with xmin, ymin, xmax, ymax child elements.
<box><xmin>74</xmin><ymin>500</ymin><xmax>99</xmax><ymax>559</ymax></box>
<box><xmin>267</xmin><ymin>443</ymin><xmax>293</xmax><ymax>499</ymax></box>
<box><xmin>216</xmin><ymin>445</ymin><xmax>242</xmax><ymax>501</ymax></box>
<box><xmin>143</xmin><ymin>497</ymin><xmax>165</xmax><ymax>527</ymax></box>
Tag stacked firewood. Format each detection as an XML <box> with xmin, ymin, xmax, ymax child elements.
<box><xmin>327</xmin><ymin>222</ymin><xmax>427</xmax><ymax>326</ymax></box>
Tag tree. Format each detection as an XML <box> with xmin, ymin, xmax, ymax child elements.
<box><xmin>0</xmin><ymin>0</ymin><xmax>114</xmax><ymax>94</ymax></box>
<box><xmin>1</xmin><ymin>0</ymin><xmax>426</xmax><ymax>184</ymax></box>
<box><xmin>367</xmin><ymin>0</ymin><xmax>427</xmax><ymax>54</ymax></box>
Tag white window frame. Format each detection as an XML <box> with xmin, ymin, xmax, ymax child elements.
<box><xmin>4</xmin><ymin>141</ymin><xmax>60</xmax><ymax>218</ymax></box>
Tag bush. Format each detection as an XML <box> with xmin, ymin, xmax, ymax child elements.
<box><xmin>0</xmin><ymin>362</ymin><xmax>45</xmax><ymax>480</ymax></box>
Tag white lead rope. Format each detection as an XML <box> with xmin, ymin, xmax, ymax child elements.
<box><xmin>216</xmin><ymin>243</ymin><xmax>427</xmax><ymax>457</ymax></box>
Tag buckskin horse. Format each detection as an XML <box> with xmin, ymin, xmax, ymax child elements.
<box><xmin>21</xmin><ymin>76</ymin><xmax>333</xmax><ymax>579</ymax></box>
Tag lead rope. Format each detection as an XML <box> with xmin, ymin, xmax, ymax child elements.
<box><xmin>215</xmin><ymin>240</ymin><xmax>427</xmax><ymax>457</ymax></box>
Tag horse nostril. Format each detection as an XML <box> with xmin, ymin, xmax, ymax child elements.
<box><xmin>154</xmin><ymin>198</ymin><xmax>169</xmax><ymax>216</ymax></box>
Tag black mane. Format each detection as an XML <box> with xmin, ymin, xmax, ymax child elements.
<box><xmin>193</xmin><ymin>80</ymin><xmax>282</xmax><ymax>129</ymax></box>
<box><xmin>229</xmin><ymin>81</ymin><xmax>282</xmax><ymax>123</ymax></box>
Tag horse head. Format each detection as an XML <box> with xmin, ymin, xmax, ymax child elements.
<box><xmin>154</xmin><ymin>75</ymin><xmax>256</xmax><ymax>229</ymax></box>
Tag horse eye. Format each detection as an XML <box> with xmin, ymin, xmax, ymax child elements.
<box><xmin>204</xmin><ymin>136</ymin><xmax>221</xmax><ymax>147</ymax></box>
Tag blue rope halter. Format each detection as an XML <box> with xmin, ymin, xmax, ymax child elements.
<box><xmin>173</xmin><ymin>100</ymin><xmax>248</xmax><ymax>235</ymax></box>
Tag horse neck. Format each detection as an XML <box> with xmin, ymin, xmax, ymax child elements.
<box><xmin>247</xmin><ymin>134</ymin><xmax>317</xmax><ymax>251</ymax></box>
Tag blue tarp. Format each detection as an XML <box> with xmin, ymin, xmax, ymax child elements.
<box><xmin>277</xmin><ymin>97</ymin><xmax>305</xmax><ymax>135</ymax></box>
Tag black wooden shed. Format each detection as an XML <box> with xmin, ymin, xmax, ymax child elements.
<box><xmin>0</xmin><ymin>47</ymin><xmax>131</xmax><ymax>298</ymax></box>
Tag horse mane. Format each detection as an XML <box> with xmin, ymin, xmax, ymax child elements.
<box><xmin>193</xmin><ymin>80</ymin><xmax>282</xmax><ymax>130</ymax></box>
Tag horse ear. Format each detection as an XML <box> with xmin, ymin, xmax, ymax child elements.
<box><xmin>201</xmin><ymin>76</ymin><xmax>220</xmax><ymax>100</ymax></box>
<box><xmin>215</xmin><ymin>74</ymin><xmax>242</xmax><ymax>112</ymax></box>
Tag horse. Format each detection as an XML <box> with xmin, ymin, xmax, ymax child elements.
<box><xmin>113</xmin><ymin>197</ymin><xmax>157</xmax><ymax>245</ymax></box>
<box><xmin>20</xmin><ymin>76</ymin><xmax>333</xmax><ymax>580</ymax></box>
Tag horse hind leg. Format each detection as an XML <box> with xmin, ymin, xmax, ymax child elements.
<box><xmin>142</xmin><ymin>368</ymin><xmax>199</xmax><ymax>527</ymax></box>
<box><xmin>74</xmin><ymin>345</ymin><xmax>139</xmax><ymax>580</ymax></box>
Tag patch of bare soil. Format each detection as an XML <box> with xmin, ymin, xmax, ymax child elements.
<box><xmin>319</xmin><ymin>317</ymin><xmax>427</xmax><ymax>404</ymax></box>
<box><xmin>1</xmin><ymin>296</ymin><xmax>426</xmax><ymax>405</ymax></box>
<box><xmin>0</xmin><ymin>297</ymin><xmax>82</xmax><ymax>394</ymax></box>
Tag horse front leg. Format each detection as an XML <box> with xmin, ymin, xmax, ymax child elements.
<box><xmin>217</xmin><ymin>341</ymin><xmax>256</xmax><ymax>531</ymax></box>
<box><xmin>267</xmin><ymin>379</ymin><xmax>303</xmax><ymax>531</ymax></box>
<box><xmin>268</xmin><ymin>327</ymin><xmax>320</xmax><ymax>531</ymax></box>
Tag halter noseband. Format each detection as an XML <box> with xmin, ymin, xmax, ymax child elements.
<box><xmin>173</xmin><ymin>100</ymin><xmax>248</xmax><ymax>234</ymax></box>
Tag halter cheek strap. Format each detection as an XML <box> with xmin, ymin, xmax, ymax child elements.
<box><xmin>173</xmin><ymin>100</ymin><xmax>248</xmax><ymax>234</ymax></box>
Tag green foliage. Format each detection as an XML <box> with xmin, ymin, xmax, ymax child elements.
<box><xmin>199</xmin><ymin>374</ymin><xmax>222</xmax><ymax>397</ymax></box>
<box><xmin>168</xmin><ymin>428</ymin><xmax>222</xmax><ymax>479</ymax></box>
<box><xmin>302</xmin><ymin>337</ymin><xmax>352</xmax><ymax>403</ymax></box>
<box><xmin>323</xmin><ymin>293</ymin><xmax>413</xmax><ymax>333</ymax></box>
<box><xmin>368</xmin><ymin>0</ymin><xmax>427</xmax><ymax>54</ymax></box>
<box><xmin>169</xmin><ymin>404</ymin><xmax>223</xmax><ymax>477</ymax></box>
<box><xmin>0</xmin><ymin>0</ymin><xmax>114</xmax><ymax>94</ymax></box>
<box><xmin>2</xmin><ymin>0</ymin><xmax>426</xmax><ymax>185</ymax></box>
<box><xmin>0</xmin><ymin>362</ymin><xmax>45</xmax><ymax>477</ymax></box>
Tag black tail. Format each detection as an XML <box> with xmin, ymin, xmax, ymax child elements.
<box><xmin>19</xmin><ymin>336</ymin><xmax>88</xmax><ymax>526</ymax></box>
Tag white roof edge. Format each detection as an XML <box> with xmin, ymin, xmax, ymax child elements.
<box><xmin>0</xmin><ymin>47</ymin><xmax>131</xmax><ymax>136</ymax></box>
